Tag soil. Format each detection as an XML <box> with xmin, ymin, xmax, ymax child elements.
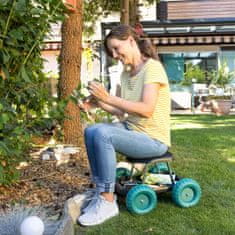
<box><xmin>0</xmin><ymin>148</ymin><xmax>91</xmax><ymax>217</ymax></box>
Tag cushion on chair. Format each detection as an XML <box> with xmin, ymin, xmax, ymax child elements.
<box><xmin>125</xmin><ymin>151</ymin><xmax>173</xmax><ymax>163</ymax></box>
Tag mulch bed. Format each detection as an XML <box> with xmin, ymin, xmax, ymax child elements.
<box><xmin>0</xmin><ymin>150</ymin><xmax>91</xmax><ymax>216</ymax></box>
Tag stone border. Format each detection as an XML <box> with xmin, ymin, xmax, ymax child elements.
<box><xmin>55</xmin><ymin>194</ymin><xmax>87</xmax><ymax>235</ymax></box>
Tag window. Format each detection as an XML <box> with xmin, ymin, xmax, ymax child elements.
<box><xmin>160</xmin><ymin>52</ymin><xmax>218</xmax><ymax>84</ymax></box>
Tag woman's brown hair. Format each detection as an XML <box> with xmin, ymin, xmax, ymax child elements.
<box><xmin>104</xmin><ymin>24</ymin><xmax>158</xmax><ymax>60</ymax></box>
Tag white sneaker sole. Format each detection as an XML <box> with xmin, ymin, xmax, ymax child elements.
<box><xmin>78</xmin><ymin>209</ymin><xmax>119</xmax><ymax>226</ymax></box>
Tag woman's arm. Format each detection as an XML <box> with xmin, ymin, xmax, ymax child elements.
<box><xmin>79</xmin><ymin>94</ymin><xmax>125</xmax><ymax>118</ymax></box>
<box><xmin>97</xmin><ymin>101</ymin><xmax>125</xmax><ymax>117</ymax></box>
<box><xmin>88</xmin><ymin>82</ymin><xmax>160</xmax><ymax>118</ymax></box>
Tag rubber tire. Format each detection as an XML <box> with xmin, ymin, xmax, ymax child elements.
<box><xmin>172</xmin><ymin>178</ymin><xmax>201</xmax><ymax>208</ymax></box>
<box><xmin>126</xmin><ymin>184</ymin><xmax>157</xmax><ymax>215</ymax></box>
<box><xmin>116</xmin><ymin>167</ymin><xmax>131</xmax><ymax>180</ymax></box>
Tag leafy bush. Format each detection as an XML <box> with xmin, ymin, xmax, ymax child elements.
<box><xmin>181</xmin><ymin>63</ymin><xmax>206</xmax><ymax>86</ymax></box>
<box><xmin>0</xmin><ymin>0</ymin><xmax>66</xmax><ymax>185</ymax></box>
<box><xmin>209</xmin><ymin>63</ymin><xmax>234</xmax><ymax>88</ymax></box>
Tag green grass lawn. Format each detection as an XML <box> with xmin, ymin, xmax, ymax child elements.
<box><xmin>77</xmin><ymin>115</ymin><xmax>235</xmax><ymax>235</ymax></box>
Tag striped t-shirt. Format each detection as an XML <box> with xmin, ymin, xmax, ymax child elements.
<box><xmin>121</xmin><ymin>58</ymin><xmax>171</xmax><ymax>146</ymax></box>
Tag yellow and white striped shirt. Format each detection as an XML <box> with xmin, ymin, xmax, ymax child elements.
<box><xmin>121</xmin><ymin>58</ymin><xmax>171</xmax><ymax>146</ymax></box>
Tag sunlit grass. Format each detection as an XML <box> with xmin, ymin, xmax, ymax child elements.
<box><xmin>227</xmin><ymin>158</ymin><xmax>235</xmax><ymax>163</ymax></box>
<box><xmin>171</xmin><ymin>114</ymin><xmax>235</xmax><ymax>129</ymax></box>
<box><xmin>76</xmin><ymin>115</ymin><xmax>235</xmax><ymax>235</ymax></box>
<box><xmin>172</xmin><ymin>122</ymin><xmax>206</xmax><ymax>129</ymax></box>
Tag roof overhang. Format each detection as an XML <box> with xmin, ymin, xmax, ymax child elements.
<box><xmin>102</xmin><ymin>18</ymin><xmax>235</xmax><ymax>45</ymax></box>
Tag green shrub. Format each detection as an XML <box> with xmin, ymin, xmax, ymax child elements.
<box><xmin>181</xmin><ymin>63</ymin><xmax>206</xmax><ymax>86</ymax></box>
<box><xmin>0</xmin><ymin>0</ymin><xmax>66</xmax><ymax>185</ymax></box>
<box><xmin>209</xmin><ymin>63</ymin><xmax>234</xmax><ymax>88</ymax></box>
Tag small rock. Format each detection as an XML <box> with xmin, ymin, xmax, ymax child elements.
<box><xmin>65</xmin><ymin>194</ymin><xmax>87</xmax><ymax>224</ymax></box>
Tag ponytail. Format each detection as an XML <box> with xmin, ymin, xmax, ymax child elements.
<box><xmin>137</xmin><ymin>38</ymin><xmax>158</xmax><ymax>60</ymax></box>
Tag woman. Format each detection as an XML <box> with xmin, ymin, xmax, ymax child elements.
<box><xmin>78</xmin><ymin>25</ymin><xmax>171</xmax><ymax>226</ymax></box>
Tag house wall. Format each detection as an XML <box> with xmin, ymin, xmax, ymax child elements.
<box><xmin>41</xmin><ymin>50</ymin><xmax>60</xmax><ymax>74</ymax></box>
<box><xmin>161</xmin><ymin>0</ymin><xmax>235</xmax><ymax>20</ymax></box>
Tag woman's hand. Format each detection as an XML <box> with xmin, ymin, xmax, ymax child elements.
<box><xmin>78</xmin><ymin>95</ymin><xmax>97</xmax><ymax>112</ymax></box>
<box><xmin>88</xmin><ymin>81</ymin><xmax>110</xmax><ymax>103</ymax></box>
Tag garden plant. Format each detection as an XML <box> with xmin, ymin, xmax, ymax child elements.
<box><xmin>0</xmin><ymin>0</ymin><xmax>66</xmax><ymax>185</ymax></box>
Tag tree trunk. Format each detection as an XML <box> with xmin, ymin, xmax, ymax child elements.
<box><xmin>59</xmin><ymin>0</ymin><xmax>86</xmax><ymax>160</ymax></box>
<box><xmin>120</xmin><ymin>0</ymin><xmax>129</xmax><ymax>24</ymax></box>
<box><xmin>129</xmin><ymin>0</ymin><xmax>139</xmax><ymax>26</ymax></box>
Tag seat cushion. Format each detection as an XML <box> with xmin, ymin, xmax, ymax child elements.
<box><xmin>125</xmin><ymin>151</ymin><xmax>173</xmax><ymax>163</ymax></box>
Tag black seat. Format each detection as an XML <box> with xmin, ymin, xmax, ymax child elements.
<box><xmin>125</xmin><ymin>151</ymin><xmax>173</xmax><ymax>163</ymax></box>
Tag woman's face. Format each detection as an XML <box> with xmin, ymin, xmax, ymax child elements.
<box><xmin>107</xmin><ymin>37</ymin><xmax>136</xmax><ymax>65</ymax></box>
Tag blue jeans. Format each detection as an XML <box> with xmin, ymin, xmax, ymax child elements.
<box><xmin>84</xmin><ymin>122</ymin><xmax>168</xmax><ymax>193</ymax></box>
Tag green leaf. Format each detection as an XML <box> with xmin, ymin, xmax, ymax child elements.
<box><xmin>8</xmin><ymin>48</ymin><xmax>21</xmax><ymax>57</ymax></box>
<box><xmin>0</xmin><ymin>50</ymin><xmax>3</xmax><ymax>64</ymax></box>
<box><xmin>0</xmin><ymin>141</ymin><xmax>10</xmax><ymax>154</ymax></box>
<box><xmin>0</xmin><ymin>19</ymin><xmax>6</xmax><ymax>30</ymax></box>
<box><xmin>0</xmin><ymin>0</ymin><xmax>8</xmax><ymax>7</ymax></box>
<box><xmin>0</xmin><ymin>165</ymin><xmax>4</xmax><ymax>182</ymax></box>
<box><xmin>19</xmin><ymin>66</ymin><xmax>31</xmax><ymax>82</ymax></box>
<box><xmin>70</xmin><ymin>95</ymin><xmax>78</xmax><ymax>105</ymax></box>
<box><xmin>0</xmin><ymin>113</ymin><xmax>9</xmax><ymax>124</ymax></box>
<box><xmin>15</xmin><ymin>0</ymin><xmax>27</xmax><ymax>12</ymax></box>
<box><xmin>9</xmin><ymin>29</ymin><xmax>24</xmax><ymax>41</ymax></box>
<box><xmin>30</xmin><ymin>8</ymin><xmax>44</xmax><ymax>16</ymax></box>
<box><xmin>0</xmin><ymin>49</ymin><xmax>10</xmax><ymax>64</ymax></box>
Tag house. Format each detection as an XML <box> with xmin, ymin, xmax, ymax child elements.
<box><xmin>42</xmin><ymin>0</ymin><xmax>235</xmax><ymax>108</ymax></box>
<box><xmin>102</xmin><ymin>0</ymin><xmax>235</xmax><ymax>109</ymax></box>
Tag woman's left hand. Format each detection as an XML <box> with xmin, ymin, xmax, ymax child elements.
<box><xmin>88</xmin><ymin>81</ymin><xmax>110</xmax><ymax>103</ymax></box>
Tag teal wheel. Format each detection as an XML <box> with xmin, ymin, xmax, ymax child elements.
<box><xmin>126</xmin><ymin>185</ymin><xmax>157</xmax><ymax>214</ymax></box>
<box><xmin>172</xmin><ymin>178</ymin><xmax>201</xmax><ymax>208</ymax></box>
<box><xmin>116</xmin><ymin>167</ymin><xmax>131</xmax><ymax>180</ymax></box>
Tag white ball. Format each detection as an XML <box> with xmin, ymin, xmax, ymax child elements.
<box><xmin>20</xmin><ymin>216</ymin><xmax>44</xmax><ymax>235</ymax></box>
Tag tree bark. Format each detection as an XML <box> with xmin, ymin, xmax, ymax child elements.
<box><xmin>129</xmin><ymin>0</ymin><xmax>139</xmax><ymax>26</ymax></box>
<box><xmin>59</xmin><ymin>0</ymin><xmax>86</xmax><ymax>160</ymax></box>
<box><xmin>120</xmin><ymin>0</ymin><xmax>129</xmax><ymax>24</ymax></box>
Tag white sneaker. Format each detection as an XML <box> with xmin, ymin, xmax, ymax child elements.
<box><xmin>78</xmin><ymin>194</ymin><xmax>119</xmax><ymax>226</ymax></box>
<box><xmin>81</xmin><ymin>188</ymin><xmax>99</xmax><ymax>213</ymax></box>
